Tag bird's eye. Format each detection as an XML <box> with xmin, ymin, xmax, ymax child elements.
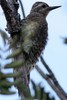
<box><xmin>42</xmin><ymin>5</ymin><xmax>46</xmax><ymax>8</ymax></box>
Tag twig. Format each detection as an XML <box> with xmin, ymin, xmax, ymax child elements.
<box><xmin>40</xmin><ymin>56</ymin><xmax>67</xmax><ymax>99</ymax></box>
<box><xmin>35</xmin><ymin>65</ymin><xmax>67</xmax><ymax>100</ymax></box>
<box><xmin>19</xmin><ymin>0</ymin><xmax>25</xmax><ymax>18</ymax></box>
<box><xmin>40</xmin><ymin>56</ymin><xmax>67</xmax><ymax>97</ymax></box>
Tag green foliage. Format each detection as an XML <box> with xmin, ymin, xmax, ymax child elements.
<box><xmin>31</xmin><ymin>80</ymin><xmax>55</xmax><ymax>100</ymax></box>
<box><xmin>0</xmin><ymin>29</ymin><xmax>9</xmax><ymax>46</ymax></box>
<box><xmin>0</xmin><ymin>71</ymin><xmax>16</xmax><ymax>95</ymax></box>
<box><xmin>6</xmin><ymin>48</ymin><xmax>22</xmax><ymax>59</ymax></box>
<box><xmin>5</xmin><ymin>60</ymin><xmax>24</xmax><ymax>68</ymax></box>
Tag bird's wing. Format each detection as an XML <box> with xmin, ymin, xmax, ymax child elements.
<box><xmin>21</xmin><ymin>20</ymin><xmax>39</xmax><ymax>54</ymax></box>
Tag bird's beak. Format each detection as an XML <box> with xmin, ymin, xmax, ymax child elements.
<box><xmin>48</xmin><ymin>6</ymin><xmax>61</xmax><ymax>11</ymax></box>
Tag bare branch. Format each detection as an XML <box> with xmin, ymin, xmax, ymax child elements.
<box><xmin>40</xmin><ymin>56</ymin><xmax>66</xmax><ymax>97</ymax></box>
<box><xmin>35</xmin><ymin>65</ymin><xmax>67</xmax><ymax>100</ymax></box>
<box><xmin>19</xmin><ymin>0</ymin><xmax>25</xmax><ymax>18</ymax></box>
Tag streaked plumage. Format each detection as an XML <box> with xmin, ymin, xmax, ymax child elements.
<box><xmin>21</xmin><ymin>12</ymin><xmax>48</xmax><ymax>63</ymax></box>
<box><xmin>12</xmin><ymin>2</ymin><xmax>61</xmax><ymax>95</ymax></box>
<box><xmin>20</xmin><ymin>2</ymin><xmax>61</xmax><ymax>64</ymax></box>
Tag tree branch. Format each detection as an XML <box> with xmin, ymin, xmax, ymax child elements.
<box><xmin>40</xmin><ymin>56</ymin><xmax>66</xmax><ymax>97</ymax></box>
<box><xmin>19</xmin><ymin>0</ymin><xmax>25</xmax><ymax>18</ymax></box>
<box><xmin>35</xmin><ymin>65</ymin><xmax>67</xmax><ymax>100</ymax></box>
<box><xmin>0</xmin><ymin>0</ymin><xmax>21</xmax><ymax>36</ymax></box>
<box><xmin>35</xmin><ymin>56</ymin><xmax>67</xmax><ymax>100</ymax></box>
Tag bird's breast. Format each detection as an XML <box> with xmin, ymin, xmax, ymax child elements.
<box><xmin>21</xmin><ymin>21</ymin><xmax>39</xmax><ymax>40</ymax></box>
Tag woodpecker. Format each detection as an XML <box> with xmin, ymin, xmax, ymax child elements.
<box><xmin>20</xmin><ymin>2</ymin><xmax>61</xmax><ymax>66</ymax></box>
<box><xmin>12</xmin><ymin>2</ymin><xmax>61</xmax><ymax>94</ymax></box>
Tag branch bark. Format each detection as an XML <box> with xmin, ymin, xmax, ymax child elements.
<box><xmin>0</xmin><ymin>0</ymin><xmax>21</xmax><ymax>36</ymax></box>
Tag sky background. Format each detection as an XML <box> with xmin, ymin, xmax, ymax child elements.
<box><xmin>0</xmin><ymin>0</ymin><xmax>67</xmax><ymax>100</ymax></box>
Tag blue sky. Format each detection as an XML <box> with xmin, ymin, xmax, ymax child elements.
<box><xmin>0</xmin><ymin>0</ymin><xmax>67</xmax><ymax>100</ymax></box>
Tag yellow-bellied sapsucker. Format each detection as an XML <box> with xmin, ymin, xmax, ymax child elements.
<box><xmin>20</xmin><ymin>2</ymin><xmax>61</xmax><ymax>65</ymax></box>
<box><xmin>12</xmin><ymin>2</ymin><xmax>61</xmax><ymax>95</ymax></box>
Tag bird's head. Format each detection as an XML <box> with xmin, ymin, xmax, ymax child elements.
<box><xmin>31</xmin><ymin>2</ymin><xmax>61</xmax><ymax>17</ymax></box>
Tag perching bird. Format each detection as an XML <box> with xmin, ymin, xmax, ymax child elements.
<box><xmin>20</xmin><ymin>2</ymin><xmax>61</xmax><ymax>66</ymax></box>
<box><xmin>12</xmin><ymin>2</ymin><xmax>61</xmax><ymax>95</ymax></box>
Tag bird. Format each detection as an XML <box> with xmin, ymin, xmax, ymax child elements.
<box><xmin>12</xmin><ymin>1</ymin><xmax>61</xmax><ymax>95</ymax></box>
<box><xmin>20</xmin><ymin>2</ymin><xmax>61</xmax><ymax>67</ymax></box>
